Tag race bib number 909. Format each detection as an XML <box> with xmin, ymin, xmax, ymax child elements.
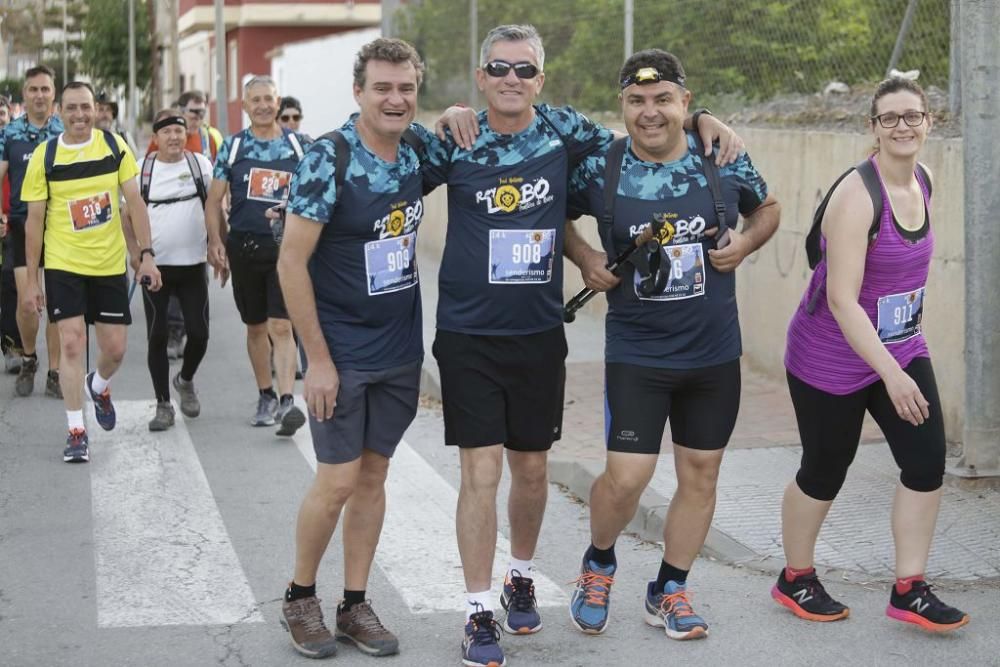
<box><xmin>68</xmin><ymin>192</ymin><xmax>113</xmax><ymax>231</ymax></box>
<box><xmin>365</xmin><ymin>232</ymin><xmax>418</xmax><ymax>296</ymax></box>
<box><xmin>488</xmin><ymin>228</ymin><xmax>555</xmax><ymax>284</ymax></box>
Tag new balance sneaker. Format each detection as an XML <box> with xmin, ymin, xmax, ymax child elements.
<box><xmin>644</xmin><ymin>580</ymin><xmax>708</xmax><ymax>640</ymax></box>
<box><xmin>63</xmin><ymin>429</ymin><xmax>90</xmax><ymax>463</ymax></box>
<box><xmin>569</xmin><ymin>557</ymin><xmax>616</xmax><ymax>634</ymax></box>
<box><xmin>335</xmin><ymin>600</ymin><xmax>399</xmax><ymax>656</ymax></box>
<box><xmin>887</xmin><ymin>580</ymin><xmax>969</xmax><ymax>632</ymax></box>
<box><xmin>462</xmin><ymin>606</ymin><xmax>505</xmax><ymax>667</ymax></box>
<box><xmin>500</xmin><ymin>569</ymin><xmax>541</xmax><ymax>634</ymax></box>
<box><xmin>251</xmin><ymin>393</ymin><xmax>278</xmax><ymax>427</ymax></box>
<box><xmin>771</xmin><ymin>569</ymin><xmax>850</xmax><ymax>622</ymax></box>
<box><xmin>148</xmin><ymin>401</ymin><xmax>176</xmax><ymax>432</ymax></box>
<box><xmin>15</xmin><ymin>355</ymin><xmax>37</xmax><ymax>396</ymax></box>
<box><xmin>86</xmin><ymin>371</ymin><xmax>117</xmax><ymax>431</ymax></box>
<box><xmin>172</xmin><ymin>372</ymin><xmax>201</xmax><ymax>418</ymax></box>
<box><xmin>276</xmin><ymin>396</ymin><xmax>306</xmax><ymax>437</ymax></box>
<box><xmin>280</xmin><ymin>595</ymin><xmax>339</xmax><ymax>658</ymax></box>
<box><xmin>45</xmin><ymin>370</ymin><xmax>63</xmax><ymax>399</ymax></box>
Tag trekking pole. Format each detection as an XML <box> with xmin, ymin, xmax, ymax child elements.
<box><xmin>563</xmin><ymin>224</ymin><xmax>659</xmax><ymax>323</ymax></box>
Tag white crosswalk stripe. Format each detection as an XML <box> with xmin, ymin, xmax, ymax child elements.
<box><xmin>88</xmin><ymin>400</ymin><xmax>263</xmax><ymax>627</ymax></box>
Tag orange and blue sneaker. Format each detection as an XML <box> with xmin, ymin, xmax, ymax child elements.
<box><xmin>63</xmin><ymin>428</ymin><xmax>90</xmax><ymax>463</ymax></box>
<box><xmin>771</xmin><ymin>569</ymin><xmax>849</xmax><ymax>622</ymax></box>
<box><xmin>86</xmin><ymin>371</ymin><xmax>116</xmax><ymax>431</ymax></box>
<box><xmin>461</xmin><ymin>605</ymin><xmax>505</xmax><ymax>667</ymax></box>
<box><xmin>886</xmin><ymin>580</ymin><xmax>969</xmax><ymax>632</ymax></box>
<box><xmin>500</xmin><ymin>570</ymin><xmax>541</xmax><ymax>634</ymax></box>
<box><xmin>569</xmin><ymin>556</ymin><xmax>616</xmax><ymax>634</ymax></box>
<box><xmin>644</xmin><ymin>580</ymin><xmax>708</xmax><ymax>640</ymax></box>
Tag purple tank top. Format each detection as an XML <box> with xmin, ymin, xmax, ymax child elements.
<box><xmin>785</xmin><ymin>156</ymin><xmax>932</xmax><ymax>394</ymax></box>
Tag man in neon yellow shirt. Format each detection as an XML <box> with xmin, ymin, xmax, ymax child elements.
<box><xmin>21</xmin><ymin>81</ymin><xmax>162</xmax><ymax>463</ymax></box>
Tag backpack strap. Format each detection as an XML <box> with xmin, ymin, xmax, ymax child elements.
<box><xmin>140</xmin><ymin>152</ymin><xmax>157</xmax><ymax>204</ymax></box>
<box><xmin>535</xmin><ymin>105</ymin><xmax>585</xmax><ymax>171</ymax></box>
<box><xmin>401</xmin><ymin>128</ymin><xmax>427</xmax><ymax>163</ymax></box>
<box><xmin>101</xmin><ymin>129</ymin><xmax>122</xmax><ymax>164</ymax></box>
<box><xmin>318</xmin><ymin>130</ymin><xmax>351</xmax><ymax>204</ymax></box>
<box><xmin>805</xmin><ymin>158</ymin><xmax>883</xmax><ymax>270</ymax></box>
<box><xmin>227</xmin><ymin>130</ymin><xmax>245</xmax><ymax>167</ymax></box>
<box><xmin>690</xmin><ymin>133</ymin><xmax>728</xmax><ymax>244</ymax></box>
<box><xmin>183</xmin><ymin>150</ymin><xmax>208</xmax><ymax>208</ymax></box>
<box><xmin>43</xmin><ymin>135</ymin><xmax>59</xmax><ymax>179</ymax></box>
<box><xmin>286</xmin><ymin>130</ymin><xmax>305</xmax><ymax>161</ymax></box>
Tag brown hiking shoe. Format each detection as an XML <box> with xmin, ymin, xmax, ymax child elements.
<box><xmin>281</xmin><ymin>596</ymin><xmax>338</xmax><ymax>659</ymax></box>
<box><xmin>335</xmin><ymin>600</ymin><xmax>399</xmax><ymax>656</ymax></box>
<box><xmin>15</xmin><ymin>356</ymin><xmax>37</xmax><ymax>396</ymax></box>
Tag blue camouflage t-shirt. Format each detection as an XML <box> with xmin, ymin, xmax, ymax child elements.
<box><xmin>422</xmin><ymin>104</ymin><xmax>614</xmax><ymax>335</ymax></box>
<box><xmin>569</xmin><ymin>132</ymin><xmax>769</xmax><ymax>369</ymax></box>
<box><xmin>286</xmin><ymin>116</ymin><xmax>438</xmax><ymax>370</ymax></box>
<box><xmin>1</xmin><ymin>114</ymin><xmax>64</xmax><ymax>218</ymax></box>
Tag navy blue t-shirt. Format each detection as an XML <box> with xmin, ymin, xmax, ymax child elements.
<box><xmin>569</xmin><ymin>132</ymin><xmax>768</xmax><ymax>369</ymax></box>
<box><xmin>1</xmin><ymin>114</ymin><xmax>64</xmax><ymax>218</ymax></box>
<box><xmin>423</xmin><ymin>104</ymin><xmax>613</xmax><ymax>335</ymax></box>
<box><xmin>287</xmin><ymin>116</ymin><xmax>437</xmax><ymax>371</ymax></box>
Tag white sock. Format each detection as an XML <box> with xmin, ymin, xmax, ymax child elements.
<box><xmin>67</xmin><ymin>410</ymin><xmax>85</xmax><ymax>432</ymax></box>
<box><xmin>507</xmin><ymin>558</ymin><xmax>534</xmax><ymax>580</ymax></box>
<box><xmin>465</xmin><ymin>589</ymin><xmax>494</xmax><ymax>621</ymax></box>
<box><xmin>90</xmin><ymin>371</ymin><xmax>110</xmax><ymax>395</ymax></box>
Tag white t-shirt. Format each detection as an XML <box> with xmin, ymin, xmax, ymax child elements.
<box><xmin>146</xmin><ymin>152</ymin><xmax>213</xmax><ymax>266</ymax></box>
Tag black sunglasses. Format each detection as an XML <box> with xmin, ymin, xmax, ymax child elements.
<box><xmin>484</xmin><ymin>60</ymin><xmax>539</xmax><ymax>79</ymax></box>
<box><xmin>280</xmin><ymin>113</ymin><xmax>302</xmax><ymax>122</ymax></box>
<box><xmin>183</xmin><ymin>107</ymin><xmax>207</xmax><ymax>117</ymax></box>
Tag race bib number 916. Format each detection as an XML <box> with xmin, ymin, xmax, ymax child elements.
<box><xmin>876</xmin><ymin>287</ymin><xmax>925</xmax><ymax>344</ymax></box>
<box><xmin>488</xmin><ymin>228</ymin><xmax>555</xmax><ymax>284</ymax></box>
<box><xmin>365</xmin><ymin>232</ymin><xmax>418</xmax><ymax>296</ymax></box>
<box><xmin>247</xmin><ymin>168</ymin><xmax>292</xmax><ymax>203</ymax></box>
<box><xmin>68</xmin><ymin>192</ymin><xmax>113</xmax><ymax>231</ymax></box>
<box><xmin>635</xmin><ymin>242</ymin><xmax>705</xmax><ymax>301</ymax></box>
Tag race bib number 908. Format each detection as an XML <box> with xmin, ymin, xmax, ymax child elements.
<box><xmin>247</xmin><ymin>168</ymin><xmax>292</xmax><ymax>203</ymax></box>
<box><xmin>488</xmin><ymin>228</ymin><xmax>555</xmax><ymax>284</ymax></box>
<box><xmin>68</xmin><ymin>192</ymin><xmax>113</xmax><ymax>231</ymax></box>
<box><xmin>365</xmin><ymin>232</ymin><xmax>418</xmax><ymax>296</ymax></box>
<box><xmin>876</xmin><ymin>287</ymin><xmax>925</xmax><ymax>344</ymax></box>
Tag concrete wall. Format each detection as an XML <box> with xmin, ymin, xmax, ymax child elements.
<box><xmin>414</xmin><ymin>119</ymin><xmax>966</xmax><ymax>440</ymax></box>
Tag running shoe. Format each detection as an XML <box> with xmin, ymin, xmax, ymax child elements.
<box><xmin>45</xmin><ymin>370</ymin><xmax>63</xmax><ymax>399</ymax></box>
<box><xmin>887</xmin><ymin>580</ymin><xmax>969</xmax><ymax>632</ymax></box>
<box><xmin>771</xmin><ymin>569</ymin><xmax>849</xmax><ymax>622</ymax></box>
<box><xmin>86</xmin><ymin>371</ymin><xmax>117</xmax><ymax>431</ymax></box>
<box><xmin>63</xmin><ymin>428</ymin><xmax>90</xmax><ymax>463</ymax></box>
<box><xmin>335</xmin><ymin>600</ymin><xmax>399</xmax><ymax>656</ymax></box>
<box><xmin>172</xmin><ymin>372</ymin><xmax>201</xmax><ymax>418</ymax></box>
<box><xmin>644</xmin><ymin>580</ymin><xmax>708</xmax><ymax>640</ymax></box>
<box><xmin>500</xmin><ymin>569</ymin><xmax>541</xmax><ymax>634</ymax></box>
<box><xmin>281</xmin><ymin>595</ymin><xmax>339</xmax><ymax>658</ymax></box>
<box><xmin>462</xmin><ymin>606</ymin><xmax>505</xmax><ymax>667</ymax></box>
<box><xmin>569</xmin><ymin>556</ymin><xmax>616</xmax><ymax>634</ymax></box>
<box><xmin>251</xmin><ymin>393</ymin><xmax>278</xmax><ymax>427</ymax></box>
<box><xmin>15</xmin><ymin>355</ymin><xmax>37</xmax><ymax>396</ymax></box>
<box><xmin>276</xmin><ymin>396</ymin><xmax>306</xmax><ymax>436</ymax></box>
<box><xmin>148</xmin><ymin>401</ymin><xmax>175</xmax><ymax>432</ymax></box>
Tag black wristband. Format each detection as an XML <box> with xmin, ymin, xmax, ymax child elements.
<box><xmin>692</xmin><ymin>108</ymin><xmax>713</xmax><ymax>130</ymax></box>
<box><xmin>139</xmin><ymin>247</ymin><xmax>156</xmax><ymax>262</ymax></box>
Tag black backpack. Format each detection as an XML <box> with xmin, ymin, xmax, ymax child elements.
<box><xmin>139</xmin><ymin>150</ymin><xmax>209</xmax><ymax>208</ymax></box>
<box><xmin>322</xmin><ymin>128</ymin><xmax>427</xmax><ymax>202</ymax></box>
<box><xmin>804</xmin><ymin>158</ymin><xmax>932</xmax><ymax>270</ymax></box>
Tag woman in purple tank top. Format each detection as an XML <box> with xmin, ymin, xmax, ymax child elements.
<box><xmin>771</xmin><ymin>78</ymin><xmax>969</xmax><ymax>632</ymax></box>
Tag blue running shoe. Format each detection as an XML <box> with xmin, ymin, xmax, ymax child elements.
<box><xmin>462</xmin><ymin>606</ymin><xmax>505</xmax><ymax>667</ymax></box>
<box><xmin>86</xmin><ymin>371</ymin><xmax>116</xmax><ymax>431</ymax></box>
<box><xmin>569</xmin><ymin>557</ymin><xmax>616</xmax><ymax>634</ymax></box>
<box><xmin>63</xmin><ymin>428</ymin><xmax>90</xmax><ymax>463</ymax></box>
<box><xmin>500</xmin><ymin>570</ymin><xmax>541</xmax><ymax>634</ymax></box>
<box><xmin>644</xmin><ymin>580</ymin><xmax>708</xmax><ymax>640</ymax></box>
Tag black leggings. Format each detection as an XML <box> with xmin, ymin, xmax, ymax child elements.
<box><xmin>788</xmin><ymin>357</ymin><xmax>945</xmax><ymax>501</ymax></box>
<box><xmin>142</xmin><ymin>264</ymin><xmax>210</xmax><ymax>402</ymax></box>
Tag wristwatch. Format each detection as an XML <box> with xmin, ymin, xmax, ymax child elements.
<box><xmin>692</xmin><ymin>108</ymin><xmax>713</xmax><ymax>130</ymax></box>
<box><xmin>139</xmin><ymin>247</ymin><xmax>156</xmax><ymax>262</ymax></box>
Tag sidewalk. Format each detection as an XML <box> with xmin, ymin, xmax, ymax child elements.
<box><xmin>416</xmin><ymin>258</ymin><xmax>1000</xmax><ymax>583</ymax></box>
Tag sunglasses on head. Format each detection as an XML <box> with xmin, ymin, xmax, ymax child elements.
<box><xmin>280</xmin><ymin>113</ymin><xmax>302</xmax><ymax>122</ymax></box>
<box><xmin>183</xmin><ymin>107</ymin><xmax>207</xmax><ymax>117</ymax></box>
<box><xmin>484</xmin><ymin>60</ymin><xmax>539</xmax><ymax>79</ymax></box>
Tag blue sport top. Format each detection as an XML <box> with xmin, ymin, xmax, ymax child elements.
<box><xmin>1</xmin><ymin>114</ymin><xmax>65</xmax><ymax>218</ymax></box>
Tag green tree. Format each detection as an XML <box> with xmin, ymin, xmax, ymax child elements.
<box><xmin>80</xmin><ymin>0</ymin><xmax>151</xmax><ymax>91</ymax></box>
<box><xmin>41</xmin><ymin>0</ymin><xmax>87</xmax><ymax>89</ymax></box>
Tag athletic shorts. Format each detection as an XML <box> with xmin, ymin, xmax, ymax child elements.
<box><xmin>7</xmin><ymin>216</ymin><xmax>43</xmax><ymax>268</ymax></box>
<box><xmin>604</xmin><ymin>359</ymin><xmax>741</xmax><ymax>454</ymax></box>
<box><xmin>308</xmin><ymin>359</ymin><xmax>422</xmax><ymax>465</ymax></box>
<box><xmin>226</xmin><ymin>233</ymin><xmax>287</xmax><ymax>324</ymax></box>
<box><xmin>433</xmin><ymin>326</ymin><xmax>567</xmax><ymax>451</ymax></box>
<box><xmin>44</xmin><ymin>269</ymin><xmax>132</xmax><ymax>325</ymax></box>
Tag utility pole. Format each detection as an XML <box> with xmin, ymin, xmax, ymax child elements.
<box><xmin>886</xmin><ymin>0</ymin><xmax>919</xmax><ymax>77</ymax></box>
<box><xmin>469</xmin><ymin>0</ymin><xmax>477</xmax><ymax>107</ymax></box>
<box><xmin>382</xmin><ymin>0</ymin><xmax>399</xmax><ymax>37</ymax></box>
<box><xmin>624</xmin><ymin>0</ymin><xmax>633</xmax><ymax>59</ymax></box>
<box><xmin>949</xmin><ymin>0</ymin><xmax>1000</xmax><ymax>483</ymax></box>
<box><xmin>949</xmin><ymin>0</ymin><xmax>961</xmax><ymax>115</ymax></box>
<box><xmin>62</xmin><ymin>0</ymin><xmax>68</xmax><ymax>85</ymax></box>
<box><xmin>214</xmin><ymin>0</ymin><xmax>228</xmax><ymax>133</ymax></box>
<box><xmin>128</xmin><ymin>0</ymin><xmax>136</xmax><ymax>136</ymax></box>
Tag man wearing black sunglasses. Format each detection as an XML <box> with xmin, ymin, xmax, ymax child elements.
<box><xmin>424</xmin><ymin>24</ymin><xmax>746</xmax><ymax>667</ymax></box>
<box><xmin>148</xmin><ymin>90</ymin><xmax>222</xmax><ymax>161</ymax></box>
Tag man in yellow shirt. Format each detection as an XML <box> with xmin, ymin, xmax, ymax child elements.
<box><xmin>21</xmin><ymin>81</ymin><xmax>162</xmax><ymax>463</ymax></box>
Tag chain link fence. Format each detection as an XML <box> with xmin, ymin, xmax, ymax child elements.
<box><xmin>399</xmin><ymin>0</ymin><xmax>954</xmax><ymax>132</ymax></box>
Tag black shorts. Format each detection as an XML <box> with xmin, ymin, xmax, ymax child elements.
<box><xmin>605</xmin><ymin>359</ymin><xmax>741</xmax><ymax>454</ymax></box>
<box><xmin>433</xmin><ymin>326</ymin><xmax>567</xmax><ymax>451</ymax></box>
<box><xmin>44</xmin><ymin>269</ymin><xmax>132</xmax><ymax>325</ymax></box>
<box><xmin>226</xmin><ymin>232</ymin><xmax>287</xmax><ymax>325</ymax></box>
<box><xmin>7</xmin><ymin>215</ymin><xmax>43</xmax><ymax>269</ymax></box>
